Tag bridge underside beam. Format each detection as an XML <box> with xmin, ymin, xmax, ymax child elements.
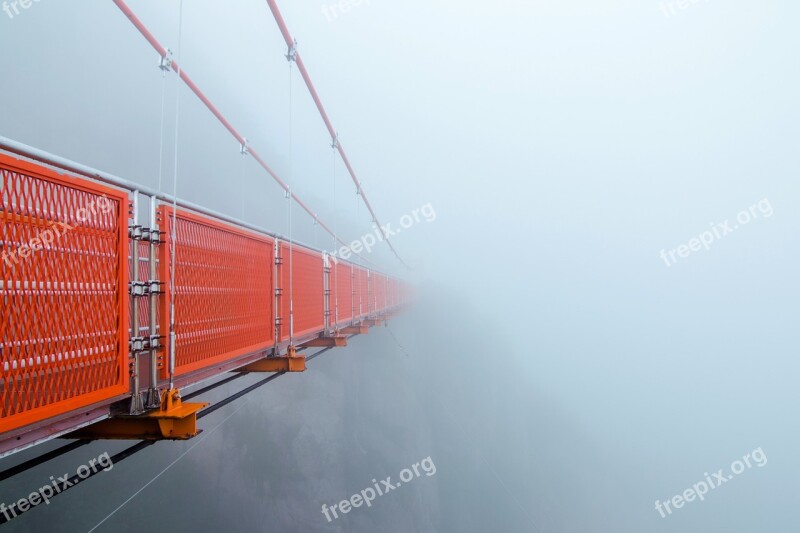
<box><xmin>235</xmin><ymin>355</ymin><xmax>307</xmax><ymax>373</ymax></box>
<box><xmin>340</xmin><ymin>325</ymin><xmax>368</xmax><ymax>335</ymax></box>
<box><xmin>301</xmin><ymin>336</ymin><xmax>348</xmax><ymax>348</ymax></box>
<box><xmin>64</xmin><ymin>391</ymin><xmax>207</xmax><ymax>441</ymax></box>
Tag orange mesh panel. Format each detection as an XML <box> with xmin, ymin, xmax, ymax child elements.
<box><xmin>0</xmin><ymin>154</ymin><xmax>129</xmax><ymax>434</ymax></box>
<box><xmin>278</xmin><ymin>243</ymin><xmax>324</xmax><ymax>341</ymax></box>
<box><xmin>333</xmin><ymin>261</ymin><xmax>353</xmax><ymax>326</ymax></box>
<box><xmin>161</xmin><ymin>208</ymin><xmax>273</xmax><ymax>378</ymax></box>
<box><xmin>375</xmin><ymin>273</ymin><xmax>387</xmax><ymax>312</ymax></box>
<box><xmin>388</xmin><ymin>278</ymin><xmax>396</xmax><ymax>308</ymax></box>
<box><xmin>353</xmin><ymin>267</ymin><xmax>368</xmax><ymax>319</ymax></box>
<box><xmin>366</xmin><ymin>270</ymin><xmax>375</xmax><ymax>316</ymax></box>
<box><xmin>130</xmin><ymin>239</ymin><xmax>152</xmax><ymax>340</ymax></box>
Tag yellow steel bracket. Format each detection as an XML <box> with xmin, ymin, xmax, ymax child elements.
<box><xmin>340</xmin><ymin>325</ymin><xmax>369</xmax><ymax>335</ymax></box>
<box><xmin>65</xmin><ymin>389</ymin><xmax>208</xmax><ymax>441</ymax></box>
<box><xmin>236</xmin><ymin>347</ymin><xmax>307</xmax><ymax>373</ymax></box>
<box><xmin>301</xmin><ymin>335</ymin><xmax>348</xmax><ymax>348</ymax></box>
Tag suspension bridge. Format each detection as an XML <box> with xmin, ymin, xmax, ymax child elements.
<box><xmin>0</xmin><ymin>1</ymin><xmax>409</xmax><ymax>520</ymax></box>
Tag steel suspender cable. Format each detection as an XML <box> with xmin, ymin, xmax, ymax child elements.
<box><xmin>287</xmin><ymin>56</ymin><xmax>295</xmax><ymax>344</ymax></box>
<box><xmin>332</xmin><ymin>139</ymin><xmax>338</xmax><ymax>328</ymax></box>
<box><xmin>111</xmin><ymin>0</ymin><xmax>382</xmax><ymax>270</ymax></box>
<box><xmin>264</xmin><ymin>0</ymin><xmax>409</xmax><ymax>269</ymax></box>
<box><xmin>167</xmin><ymin>0</ymin><xmax>184</xmax><ymax>392</ymax></box>
<box><xmin>156</xmin><ymin>67</ymin><xmax>167</xmax><ymax>193</ymax></box>
<box><xmin>240</xmin><ymin>147</ymin><xmax>246</xmax><ymax>219</ymax></box>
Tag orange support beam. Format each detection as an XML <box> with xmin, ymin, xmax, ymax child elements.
<box><xmin>236</xmin><ymin>355</ymin><xmax>307</xmax><ymax>373</ymax></box>
<box><xmin>301</xmin><ymin>336</ymin><xmax>348</xmax><ymax>348</ymax></box>
<box><xmin>65</xmin><ymin>390</ymin><xmax>207</xmax><ymax>441</ymax></box>
<box><xmin>340</xmin><ymin>325</ymin><xmax>369</xmax><ymax>335</ymax></box>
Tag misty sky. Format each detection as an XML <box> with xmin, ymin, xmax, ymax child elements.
<box><xmin>1</xmin><ymin>1</ymin><xmax>799</xmax><ymax>532</ymax></box>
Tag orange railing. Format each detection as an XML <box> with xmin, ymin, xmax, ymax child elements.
<box><xmin>0</xmin><ymin>153</ymin><xmax>130</xmax><ymax>434</ymax></box>
<box><xmin>0</xmin><ymin>150</ymin><xmax>408</xmax><ymax>439</ymax></box>
<box><xmin>160</xmin><ymin>207</ymin><xmax>275</xmax><ymax>379</ymax></box>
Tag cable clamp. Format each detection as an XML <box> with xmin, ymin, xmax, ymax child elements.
<box><xmin>285</xmin><ymin>39</ymin><xmax>298</xmax><ymax>62</ymax></box>
<box><xmin>130</xmin><ymin>280</ymin><xmax>164</xmax><ymax>296</ymax></box>
<box><xmin>129</xmin><ymin>225</ymin><xmax>144</xmax><ymax>240</ymax></box>
<box><xmin>147</xmin><ymin>280</ymin><xmax>165</xmax><ymax>294</ymax></box>
<box><xmin>159</xmin><ymin>48</ymin><xmax>174</xmax><ymax>72</ymax></box>
<box><xmin>145</xmin><ymin>228</ymin><xmax>164</xmax><ymax>244</ymax></box>
<box><xmin>331</xmin><ymin>133</ymin><xmax>339</xmax><ymax>149</ymax></box>
<box><xmin>130</xmin><ymin>281</ymin><xmax>148</xmax><ymax>297</ymax></box>
<box><xmin>130</xmin><ymin>336</ymin><xmax>148</xmax><ymax>353</ymax></box>
<box><xmin>149</xmin><ymin>334</ymin><xmax>163</xmax><ymax>350</ymax></box>
<box><xmin>240</xmin><ymin>137</ymin><xmax>249</xmax><ymax>155</ymax></box>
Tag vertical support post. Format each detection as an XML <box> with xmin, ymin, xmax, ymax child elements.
<box><xmin>167</xmin><ymin>210</ymin><xmax>177</xmax><ymax>391</ymax></box>
<box><xmin>333</xmin><ymin>257</ymin><xmax>339</xmax><ymax>331</ymax></box>
<box><xmin>371</xmin><ymin>271</ymin><xmax>377</xmax><ymax>317</ymax></box>
<box><xmin>323</xmin><ymin>253</ymin><xmax>331</xmax><ymax>334</ymax></box>
<box><xmin>273</xmin><ymin>239</ymin><xmax>281</xmax><ymax>354</ymax></box>
<box><xmin>146</xmin><ymin>195</ymin><xmax>161</xmax><ymax>408</ymax></box>
<box><xmin>351</xmin><ymin>264</ymin><xmax>356</xmax><ymax>325</ymax></box>
<box><xmin>384</xmin><ymin>275</ymin><xmax>389</xmax><ymax>314</ymax></box>
<box><xmin>129</xmin><ymin>191</ymin><xmax>143</xmax><ymax>414</ymax></box>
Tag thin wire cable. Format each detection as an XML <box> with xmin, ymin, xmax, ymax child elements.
<box><xmin>240</xmin><ymin>150</ymin><xmax>246</xmax><ymax>219</ymax></box>
<box><xmin>112</xmin><ymin>0</ymin><xmax>385</xmax><ymax>271</ymax></box>
<box><xmin>87</xmin><ymin>404</ymin><xmax>246</xmax><ymax>533</ymax></box>
<box><xmin>385</xmin><ymin>325</ymin><xmax>410</xmax><ymax>358</ymax></box>
<box><xmin>355</xmin><ymin>183</ymin><xmax>361</xmax><ymax>268</ymax></box>
<box><xmin>264</xmin><ymin>0</ymin><xmax>408</xmax><ymax>269</ymax></box>
<box><xmin>168</xmin><ymin>0</ymin><xmax>184</xmax><ymax>391</ymax></box>
<box><xmin>287</xmin><ymin>60</ymin><xmax>294</xmax><ymax>344</ymax></box>
<box><xmin>332</xmin><ymin>142</ymin><xmax>338</xmax><ymax>329</ymax></box>
<box><xmin>156</xmin><ymin>69</ymin><xmax>167</xmax><ymax>192</ymax></box>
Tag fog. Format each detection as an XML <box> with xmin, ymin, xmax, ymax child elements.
<box><xmin>1</xmin><ymin>0</ymin><xmax>798</xmax><ymax>531</ymax></box>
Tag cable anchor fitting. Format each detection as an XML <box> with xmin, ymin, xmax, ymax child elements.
<box><xmin>285</xmin><ymin>39</ymin><xmax>298</xmax><ymax>63</ymax></box>
<box><xmin>159</xmin><ymin>48</ymin><xmax>174</xmax><ymax>72</ymax></box>
<box><xmin>240</xmin><ymin>137</ymin><xmax>249</xmax><ymax>156</ymax></box>
<box><xmin>331</xmin><ymin>133</ymin><xmax>339</xmax><ymax>149</ymax></box>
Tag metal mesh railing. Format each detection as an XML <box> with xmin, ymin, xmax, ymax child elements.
<box><xmin>161</xmin><ymin>208</ymin><xmax>274</xmax><ymax>378</ymax></box>
<box><xmin>0</xmin><ymin>154</ymin><xmax>129</xmax><ymax>434</ymax></box>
